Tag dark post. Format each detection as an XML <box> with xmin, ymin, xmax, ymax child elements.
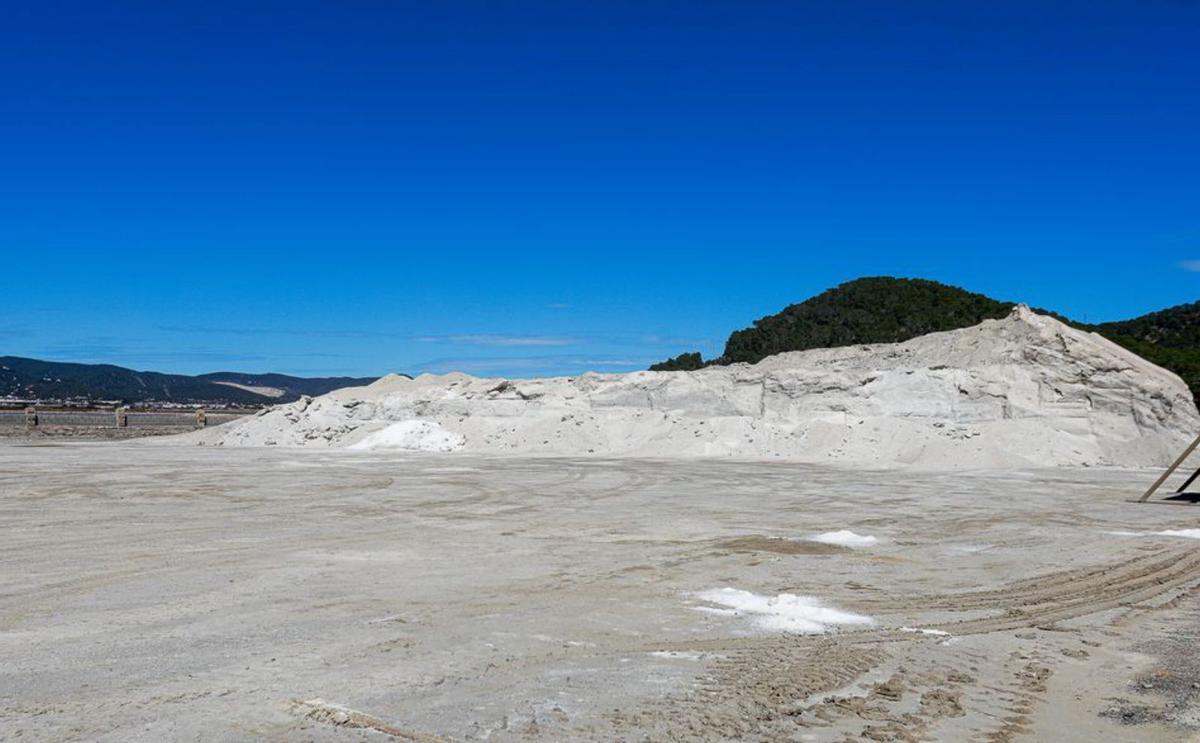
<box><xmin>1139</xmin><ymin>433</ymin><xmax>1200</xmax><ymax>502</ymax></box>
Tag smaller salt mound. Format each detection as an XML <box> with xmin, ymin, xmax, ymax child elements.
<box><xmin>348</xmin><ymin>421</ymin><xmax>465</xmax><ymax>452</ymax></box>
<box><xmin>693</xmin><ymin>588</ymin><xmax>874</xmax><ymax>633</ymax></box>
<box><xmin>807</xmin><ymin>530</ymin><xmax>878</xmax><ymax>548</ymax></box>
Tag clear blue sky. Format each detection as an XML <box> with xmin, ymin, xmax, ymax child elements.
<box><xmin>2</xmin><ymin>1</ymin><xmax>1198</xmax><ymax>377</ymax></box>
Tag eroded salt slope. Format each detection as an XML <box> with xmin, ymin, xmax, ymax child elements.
<box><xmin>186</xmin><ymin>307</ymin><xmax>1200</xmax><ymax>468</ymax></box>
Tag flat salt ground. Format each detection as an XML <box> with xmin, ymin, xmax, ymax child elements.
<box><xmin>1</xmin><ymin>443</ymin><xmax>1197</xmax><ymax>741</ymax></box>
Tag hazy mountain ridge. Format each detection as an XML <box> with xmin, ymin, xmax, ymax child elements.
<box><xmin>0</xmin><ymin>356</ymin><xmax>381</xmax><ymax>405</ymax></box>
<box><xmin>196</xmin><ymin>372</ymin><xmax>380</xmax><ymax>399</ymax></box>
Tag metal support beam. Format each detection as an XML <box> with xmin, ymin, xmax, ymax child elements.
<box><xmin>1175</xmin><ymin>465</ymin><xmax>1200</xmax><ymax>495</ymax></box>
<box><xmin>1139</xmin><ymin>433</ymin><xmax>1200</xmax><ymax>502</ymax></box>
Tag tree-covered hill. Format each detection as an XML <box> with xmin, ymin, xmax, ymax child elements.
<box><xmin>716</xmin><ymin>277</ymin><xmax>1015</xmax><ymax>365</ymax></box>
<box><xmin>648</xmin><ymin>352</ymin><xmax>706</xmax><ymax>372</ymax></box>
<box><xmin>1092</xmin><ymin>302</ymin><xmax>1200</xmax><ymax>398</ymax></box>
<box><xmin>649</xmin><ymin>277</ymin><xmax>1200</xmax><ymax>400</ymax></box>
<box><xmin>1093</xmin><ymin>302</ymin><xmax>1200</xmax><ymax>348</ymax></box>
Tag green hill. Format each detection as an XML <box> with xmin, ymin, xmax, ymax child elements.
<box><xmin>718</xmin><ymin>277</ymin><xmax>1015</xmax><ymax>365</ymax></box>
<box><xmin>1092</xmin><ymin>302</ymin><xmax>1200</xmax><ymax>399</ymax></box>
<box><xmin>650</xmin><ymin>277</ymin><xmax>1200</xmax><ymax>400</ymax></box>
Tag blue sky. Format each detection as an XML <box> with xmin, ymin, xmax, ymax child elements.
<box><xmin>2</xmin><ymin>1</ymin><xmax>1198</xmax><ymax>377</ymax></box>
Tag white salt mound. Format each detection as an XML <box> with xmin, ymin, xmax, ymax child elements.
<box><xmin>808</xmin><ymin>530</ymin><xmax>878</xmax><ymax>548</ymax></box>
<box><xmin>694</xmin><ymin>587</ymin><xmax>874</xmax><ymax>634</ymax></box>
<box><xmin>348</xmin><ymin>420</ymin><xmax>465</xmax><ymax>452</ymax></box>
<box><xmin>182</xmin><ymin>307</ymin><xmax>1199</xmax><ymax>469</ymax></box>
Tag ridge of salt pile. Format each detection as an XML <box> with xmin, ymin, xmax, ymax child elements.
<box><xmin>181</xmin><ymin>307</ymin><xmax>1200</xmax><ymax>469</ymax></box>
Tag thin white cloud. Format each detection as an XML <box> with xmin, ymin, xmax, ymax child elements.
<box><xmin>1179</xmin><ymin>260</ymin><xmax>1200</xmax><ymax>272</ymax></box>
<box><xmin>160</xmin><ymin>324</ymin><xmax>408</xmax><ymax>338</ymax></box>
<box><xmin>159</xmin><ymin>324</ymin><xmax>715</xmax><ymax>351</ymax></box>
<box><xmin>639</xmin><ymin>334</ymin><xmax>716</xmax><ymax>347</ymax></box>
<box><xmin>415</xmin><ymin>335</ymin><xmax>578</xmax><ymax>347</ymax></box>
<box><xmin>36</xmin><ymin>345</ymin><xmax>268</xmax><ymax>364</ymax></box>
<box><xmin>415</xmin><ymin>354</ymin><xmax>653</xmax><ymax>376</ymax></box>
<box><xmin>163</xmin><ymin>325</ymin><xmax>576</xmax><ymax>346</ymax></box>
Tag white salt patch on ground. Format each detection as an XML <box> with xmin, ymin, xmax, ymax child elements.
<box><xmin>364</xmin><ymin>614</ymin><xmax>409</xmax><ymax>625</ymax></box>
<box><xmin>348</xmin><ymin>420</ymin><xmax>465</xmax><ymax>452</ymax></box>
<box><xmin>807</xmin><ymin>530</ymin><xmax>879</xmax><ymax>548</ymax></box>
<box><xmin>1103</xmin><ymin>529</ymin><xmax>1200</xmax><ymax>540</ymax></box>
<box><xmin>648</xmin><ymin>651</ymin><xmax>711</xmax><ymax>661</ymax></box>
<box><xmin>1160</xmin><ymin>529</ymin><xmax>1200</xmax><ymax>539</ymax></box>
<box><xmin>900</xmin><ymin>626</ymin><xmax>952</xmax><ymax>636</ymax></box>
<box><xmin>940</xmin><ymin>543</ymin><xmax>994</xmax><ymax>554</ymax></box>
<box><xmin>693</xmin><ymin>588</ymin><xmax>874</xmax><ymax>634</ymax></box>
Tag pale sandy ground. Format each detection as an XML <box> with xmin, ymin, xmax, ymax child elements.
<box><xmin>3</xmin><ymin>442</ymin><xmax>1200</xmax><ymax>741</ymax></box>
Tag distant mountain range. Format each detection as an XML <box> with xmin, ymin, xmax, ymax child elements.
<box><xmin>651</xmin><ymin>277</ymin><xmax>1200</xmax><ymax>399</ymax></box>
<box><xmin>0</xmin><ymin>356</ymin><xmax>381</xmax><ymax>406</ymax></box>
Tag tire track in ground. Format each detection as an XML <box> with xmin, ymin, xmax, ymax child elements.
<box><xmin>854</xmin><ymin>548</ymin><xmax>1196</xmax><ymax>614</ymax></box>
<box><xmin>597</xmin><ymin>546</ymin><xmax>1200</xmax><ymax>741</ymax></box>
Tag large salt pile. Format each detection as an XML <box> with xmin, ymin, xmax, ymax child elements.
<box><xmin>185</xmin><ymin>307</ymin><xmax>1199</xmax><ymax>468</ymax></box>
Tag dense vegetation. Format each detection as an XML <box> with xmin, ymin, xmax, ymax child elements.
<box><xmin>1092</xmin><ymin>302</ymin><xmax>1200</xmax><ymax>398</ymax></box>
<box><xmin>0</xmin><ymin>356</ymin><xmax>378</xmax><ymax>405</ymax></box>
<box><xmin>1092</xmin><ymin>301</ymin><xmax>1200</xmax><ymax>348</ymax></box>
<box><xmin>649</xmin><ymin>352</ymin><xmax>705</xmax><ymax>372</ymax></box>
<box><xmin>650</xmin><ymin>277</ymin><xmax>1200</xmax><ymax>400</ymax></box>
<box><xmin>717</xmin><ymin>278</ymin><xmax>1015</xmax><ymax>364</ymax></box>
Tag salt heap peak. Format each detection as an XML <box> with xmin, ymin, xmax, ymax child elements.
<box><xmin>186</xmin><ymin>310</ymin><xmax>1199</xmax><ymax>469</ymax></box>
